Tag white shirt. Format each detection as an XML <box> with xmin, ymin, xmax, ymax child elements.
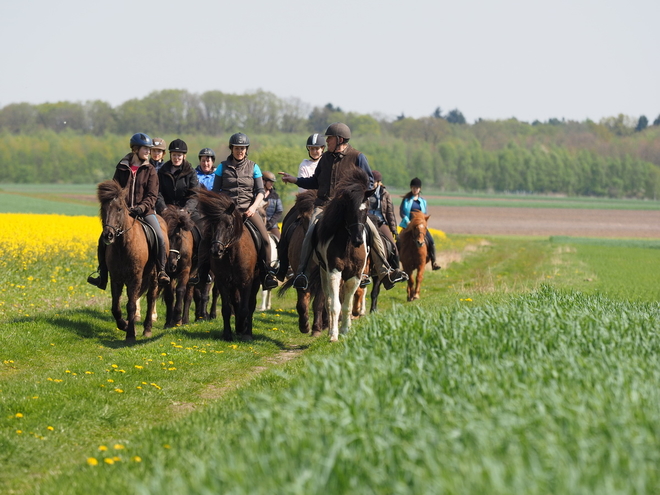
<box><xmin>297</xmin><ymin>159</ymin><xmax>320</xmax><ymax>193</ymax></box>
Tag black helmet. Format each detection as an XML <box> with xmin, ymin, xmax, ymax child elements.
<box><xmin>306</xmin><ymin>133</ymin><xmax>325</xmax><ymax>148</ymax></box>
<box><xmin>262</xmin><ymin>171</ymin><xmax>276</xmax><ymax>182</ymax></box>
<box><xmin>169</xmin><ymin>139</ymin><xmax>188</xmax><ymax>154</ymax></box>
<box><xmin>229</xmin><ymin>133</ymin><xmax>250</xmax><ymax>147</ymax></box>
<box><xmin>324</xmin><ymin>122</ymin><xmax>351</xmax><ymax>141</ymax></box>
<box><xmin>130</xmin><ymin>133</ymin><xmax>153</xmax><ymax>148</ymax></box>
<box><xmin>372</xmin><ymin>170</ymin><xmax>382</xmax><ymax>182</ymax></box>
<box><xmin>410</xmin><ymin>177</ymin><xmax>422</xmax><ymax>188</ymax></box>
<box><xmin>198</xmin><ymin>148</ymin><xmax>216</xmax><ymax>160</ymax></box>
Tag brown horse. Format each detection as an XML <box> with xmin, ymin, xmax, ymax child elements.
<box><xmin>278</xmin><ymin>191</ymin><xmax>327</xmax><ymax>336</ymax></box>
<box><xmin>398</xmin><ymin>211</ymin><xmax>430</xmax><ymax>301</ymax></box>
<box><xmin>315</xmin><ymin>168</ymin><xmax>373</xmax><ymax>342</ymax></box>
<box><xmin>97</xmin><ymin>180</ymin><xmax>169</xmax><ymax>341</ymax></box>
<box><xmin>196</xmin><ymin>189</ymin><xmax>261</xmax><ymax>341</ymax></box>
<box><xmin>161</xmin><ymin>206</ymin><xmax>196</xmax><ymax>328</ymax></box>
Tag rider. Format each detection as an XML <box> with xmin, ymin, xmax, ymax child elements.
<box><xmin>196</xmin><ymin>148</ymin><xmax>216</xmax><ymax>190</ymax></box>
<box><xmin>262</xmin><ymin>171</ymin><xmax>283</xmax><ymax>240</ymax></box>
<box><xmin>87</xmin><ymin>133</ymin><xmax>170</xmax><ymax>290</ymax></box>
<box><xmin>212</xmin><ymin>133</ymin><xmax>279</xmax><ymax>290</ymax></box>
<box><xmin>400</xmin><ymin>177</ymin><xmax>441</xmax><ymax>271</ymax></box>
<box><xmin>150</xmin><ymin>137</ymin><xmax>167</xmax><ymax>172</ymax></box>
<box><xmin>155</xmin><ymin>138</ymin><xmax>199</xmax><ymax>215</ymax></box>
<box><xmin>368</xmin><ymin>169</ymin><xmax>399</xmax><ymax>264</ymax></box>
<box><xmin>279</xmin><ymin>122</ymin><xmax>408</xmax><ymax>291</ymax></box>
<box><xmin>297</xmin><ymin>133</ymin><xmax>325</xmax><ymax>192</ymax></box>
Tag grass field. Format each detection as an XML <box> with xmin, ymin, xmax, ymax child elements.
<box><xmin>2</xmin><ymin>191</ymin><xmax>660</xmax><ymax>494</ymax></box>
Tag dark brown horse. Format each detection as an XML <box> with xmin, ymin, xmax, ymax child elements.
<box><xmin>398</xmin><ymin>211</ymin><xmax>430</xmax><ymax>301</ymax></box>
<box><xmin>315</xmin><ymin>168</ymin><xmax>373</xmax><ymax>342</ymax></box>
<box><xmin>161</xmin><ymin>206</ymin><xmax>196</xmax><ymax>328</ymax></box>
<box><xmin>278</xmin><ymin>190</ymin><xmax>327</xmax><ymax>336</ymax></box>
<box><xmin>97</xmin><ymin>180</ymin><xmax>169</xmax><ymax>341</ymax></box>
<box><xmin>196</xmin><ymin>189</ymin><xmax>261</xmax><ymax>341</ymax></box>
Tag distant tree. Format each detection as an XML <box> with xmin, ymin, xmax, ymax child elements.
<box><xmin>635</xmin><ymin>115</ymin><xmax>648</xmax><ymax>132</ymax></box>
<box><xmin>432</xmin><ymin>107</ymin><xmax>443</xmax><ymax>119</ymax></box>
<box><xmin>325</xmin><ymin>103</ymin><xmax>342</xmax><ymax>113</ymax></box>
<box><xmin>600</xmin><ymin>114</ymin><xmax>636</xmax><ymax>137</ymax></box>
<box><xmin>0</xmin><ymin>102</ymin><xmax>38</xmax><ymax>133</ymax></box>
<box><xmin>308</xmin><ymin>103</ymin><xmax>344</xmax><ymax>132</ymax></box>
<box><xmin>445</xmin><ymin>109</ymin><xmax>466</xmax><ymax>125</ymax></box>
<box><xmin>396</xmin><ymin>112</ymin><xmax>405</xmax><ymax>121</ymax></box>
<box><xmin>653</xmin><ymin>114</ymin><xmax>660</xmax><ymax>126</ymax></box>
<box><xmin>548</xmin><ymin>118</ymin><xmax>564</xmax><ymax>126</ymax></box>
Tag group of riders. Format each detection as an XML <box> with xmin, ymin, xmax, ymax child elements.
<box><xmin>87</xmin><ymin>122</ymin><xmax>441</xmax><ymax>295</ymax></box>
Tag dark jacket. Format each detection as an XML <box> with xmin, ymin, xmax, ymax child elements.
<box><xmin>155</xmin><ymin>160</ymin><xmax>199</xmax><ymax>214</ymax></box>
<box><xmin>264</xmin><ymin>188</ymin><xmax>283</xmax><ymax>230</ymax></box>
<box><xmin>369</xmin><ymin>185</ymin><xmax>397</xmax><ymax>234</ymax></box>
<box><xmin>212</xmin><ymin>157</ymin><xmax>264</xmax><ymax>212</ymax></box>
<box><xmin>296</xmin><ymin>144</ymin><xmax>373</xmax><ymax>207</ymax></box>
<box><xmin>112</xmin><ymin>153</ymin><xmax>159</xmax><ymax>216</ymax></box>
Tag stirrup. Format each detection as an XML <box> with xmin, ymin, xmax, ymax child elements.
<box><xmin>263</xmin><ymin>274</ymin><xmax>278</xmax><ymax>290</ymax></box>
<box><xmin>432</xmin><ymin>262</ymin><xmax>441</xmax><ymax>271</ymax></box>
<box><xmin>87</xmin><ymin>270</ymin><xmax>107</xmax><ymax>290</ymax></box>
<box><xmin>292</xmin><ymin>273</ymin><xmax>309</xmax><ymax>290</ymax></box>
<box><xmin>359</xmin><ymin>274</ymin><xmax>372</xmax><ymax>288</ymax></box>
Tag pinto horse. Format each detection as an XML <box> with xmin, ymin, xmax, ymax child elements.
<box><xmin>315</xmin><ymin>168</ymin><xmax>374</xmax><ymax>342</ymax></box>
<box><xmin>96</xmin><ymin>180</ymin><xmax>168</xmax><ymax>341</ymax></box>
<box><xmin>161</xmin><ymin>206</ymin><xmax>196</xmax><ymax>328</ymax></box>
<box><xmin>196</xmin><ymin>189</ymin><xmax>261</xmax><ymax>341</ymax></box>
<box><xmin>278</xmin><ymin>190</ymin><xmax>327</xmax><ymax>336</ymax></box>
<box><xmin>398</xmin><ymin>211</ymin><xmax>430</xmax><ymax>301</ymax></box>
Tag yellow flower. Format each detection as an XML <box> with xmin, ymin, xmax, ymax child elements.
<box><xmin>163</xmin><ymin>444</ymin><xmax>171</xmax><ymax>449</ymax></box>
<box><xmin>87</xmin><ymin>457</ymin><xmax>99</xmax><ymax>466</ymax></box>
<box><xmin>104</xmin><ymin>458</ymin><xmax>115</xmax><ymax>465</ymax></box>
<box><xmin>134</xmin><ymin>365</ymin><xmax>143</xmax><ymax>369</ymax></box>
<box><xmin>47</xmin><ymin>426</ymin><xmax>54</xmax><ymax>431</ymax></box>
<box><xmin>114</xmin><ymin>388</ymin><xmax>124</xmax><ymax>393</ymax></box>
<box><xmin>111</xmin><ymin>364</ymin><xmax>118</xmax><ymax>368</ymax></box>
<box><xmin>98</xmin><ymin>445</ymin><xmax>108</xmax><ymax>451</ymax></box>
<box><xmin>15</xmin><ymin>413</ymin><xmax>23</xmax><ymax>418</ymax></box>
<box><xmin>132</xmin><ymin>456</ymin><xmax>142</xmax><ymax>462</ymax></box>
<box><xmin>114</xmin><ymin>444</ymin><xmax>125</xmax><ymax>450</ymax></box>
<box><xmin>16</xmin><ymin>430</ymin><xmax>22</xmax><ymax>434</ymax></box>
<box><xmin>107</xmin><ymin>379</ymin><xmax>114</xmax><ymax>383</ymax></box>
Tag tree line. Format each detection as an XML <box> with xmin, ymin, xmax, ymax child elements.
<box><xmin>1</xmin><ymin>89</ymin><xmax>659</xmax><ymax>199</ymax></box>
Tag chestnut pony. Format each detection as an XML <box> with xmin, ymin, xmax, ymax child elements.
<box><xmin>398</xmin><ymin>211</ymin><xmax>430</xmax><ymax>301</ymax></box>
<box><xmin>96</xmin><ymin>180</ymin><xmax>169</xmax><ymax>341</ymax></box>
<box><xmin>196</xmin><ymin>189</ymin><xmax>261</xmax><ymax>341</ymax></box>
<box><xmin>161</xmin><ymin>206</ymin><xmax>196</xmax><ymax>328</ymax></box>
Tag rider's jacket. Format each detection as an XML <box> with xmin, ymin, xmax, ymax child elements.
<box><xmin>113</xmin><ymin>152</ymin><xmax>159</xmax><ymax>216</ymax></box>
<box><xmin>296</xmin><ymin>145</ymin><xmax>373</xmax><ymax>207</ymax></box>
<box><xmin>212</xmin><ymin>156</ymin><xmax>264</xmax><ymax>212</ymax></box>
<box><xmin>155</xmin><ymin>160</ymin><xmax>199</xmax><ymax>214</ymax></box>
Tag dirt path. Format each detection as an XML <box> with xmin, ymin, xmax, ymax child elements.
<box><xmin>426</xmin><ymin>206</ymin><xmax>660</xmax><ymax>238</ymax></box>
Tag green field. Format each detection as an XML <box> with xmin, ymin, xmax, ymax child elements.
<box><xmin>2</xmin><ymin>192</ymin><xmax>660</xmax><ymax>494</ymax></box>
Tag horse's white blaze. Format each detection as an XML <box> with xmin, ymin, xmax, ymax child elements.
<box><xmin>359</xmin><ymin>203</ymin><xmax>367</xmax><ymax>211</ymax></box>
<box><xmin>259</xmin><ymin>234</ymin><xmax>278</xmax><ymax>311</ymax></box>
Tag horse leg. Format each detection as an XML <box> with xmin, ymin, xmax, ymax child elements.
<box><xmin>220</xmin><ymin>289</ymin><xmax>233</xmax><ymax>341</ymax></box>
<box><xmin>407</xmin><ymin>269</ymin><xmax>415</xmax><ymax>302</ymax></box>
<box><xmin>323</xmin><ymin>270</ymin><xmax>342</xmax><ymax>342</ymax></box>
<box><xmin>182</xmin><ymin>283</ymin><xmax>194</xmax><ymax>325</ymax></box>
<box><xmin>110</xmin><ymin>279</ymin><xmax>127</xmax><ymax>332</ymax></box>
<box><xmin>296</xmin><ymin>289</ymin><xmax>311</xmax><ymax>334</ymax></box>
<box><xmin>370</xmin><ymin>277</ymin><xmax>382</xmax><ymax>313</ymax></box>
<box><xmin>210</xmin><ymin>283</ymin><xmax>220</xmax><ymax>320</ymax></box>
<box><xmin>143</xmin><ymin>280</ymin><xmax>158</xmax><ymax>338</ymax></box>
<box><xmin>163</xmin><ymin>280</ymin><xmax>175</xmax><ymax>328</ymax></box>
<box><xmin>172</xmin><ymin>275</ymin><xmax>187</xmax><ymax>326</ymax></box>
<box><xmin>135</xmin><ymin>295</ymin><xmax>142</xmax><ymax>320</ymax></box>
<box><xmin>414</xmin><ymin>267</ymin><xmax>424</xmax><ymax>300</ymax></box>
<box><xmin>124</xmin><ymin>282</ymin><xmax>140</xmax><ymax>341</ymax></box>
<box><xmin>341</xmin><ymin>277</ymin><xmax>360</xmax><ymax>335</ymax></box>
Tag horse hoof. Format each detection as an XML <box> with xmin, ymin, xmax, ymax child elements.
<box><xmin>117</xmin><ymin>320</ymin><xmax>128</xmax><ymax>331</ymax></box>
<box><xmin>143</xmin><ymin>330</ymin><xmax>152</xmax><ymax>338</ymax></box>
<box><xmin>311</xmin><ymin>330</ymin><xmax>322</xmax><ymax>337</ymax></box>
<box><xmin>329</xmin><ymin>336</ymin><xmax>339</xmax><ymax>343</ymax></box>
<box><xmin>238</xmin><ymin>334</ymin><xmax>253</xmax><ymax>342</ymax></box>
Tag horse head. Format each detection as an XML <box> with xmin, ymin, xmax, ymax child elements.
<box><xmin>162</xmin><ymin>206</ymin><xmax>195</xmax><ymax>273</ymax></box>
<box><xmin>409</xmin><ymin>211</ymin><xmax>430</xmax><ymax>248</ymax></box>
<box><xmin>196</xmin><ymin>189</ymin><xmax>242</xmax><ymax>259</ymax></box>
<box><xmin>97</xmin><ymin>180</ymin><xmax>131</xmax><ymax>246</ymax></box>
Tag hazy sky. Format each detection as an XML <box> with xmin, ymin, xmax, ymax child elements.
<box><xmin>2</xmin><ymin>0</ymin><xmax>658</xmax><ymax>123</ymax></box>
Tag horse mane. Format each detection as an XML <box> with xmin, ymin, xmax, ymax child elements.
<box><xmin>409</xmin><ymin>210</ymin><xmax>429</xmax><ymax>225</ymax></box>
<box><xmin>317</xmin><ymin>167</ymin><xmax>370</xmax><ymax>242</ymax></box>
<box><xmin>161</xmin><ymin>205</ymin><xmax>195</xmax><ymax>233</ymax></box>
<box><xmin>196</xmin><ymin>188</ymin><xmax>243</xmax><ymax>239</ymax></box>
<box><xmin>97</xmin><ymin>180</ymin><xmax>125</xmax><ymax>204</ymax></box>
<box><xmin>295</xmin><ymin>190</ymin><xmax>317</xmax><ymax>219</ymax></box>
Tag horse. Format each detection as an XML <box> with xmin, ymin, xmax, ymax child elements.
<box><xmin>278</xmin><ymin>190</ymin><xmax>327</xmax><ymax>336</ymax></box>
<box><xmin>315</xmin><ymin>168</ymin><xmax>374</xmax><ymax>342</ymax></box>
<box><xmin>161</xmin><ymin>206</ymin><xmax>196</xmax><ymax>327</ymax></box>
<box><xmin>96</xmin><ymin>180</ymin><xmax>168</xmax><ymax>341</ymax></box>
<box><xmin>398</xmin><ymin>211</ymin><xmax>430</xmax><ymax>301</ymax></box>
<box><xmin>196</xmin><ymin>189</ymin><xmax>261</xmax><ymax>341</ymax></box>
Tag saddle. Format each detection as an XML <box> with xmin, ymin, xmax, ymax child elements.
<box><xmin>137</xmin><ymin>217</ymin><xmax>160</xmax><ymax>263</ymax></box>
<box><xmin>244</xmin><ymin>219</ymin><xmax>263</xmax><ymax>253</ymax></box>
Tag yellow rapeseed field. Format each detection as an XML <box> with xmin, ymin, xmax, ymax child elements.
<box><xmin>0</xmin><ymin>213</ymin><xmax>100</xmax><ymax>268</ymax></box>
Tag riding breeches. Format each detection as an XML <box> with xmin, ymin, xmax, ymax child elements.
<box><xmin>246</xmin><ymin>213</ymin><xmax>273</xmax><ymax>272</ymax></box>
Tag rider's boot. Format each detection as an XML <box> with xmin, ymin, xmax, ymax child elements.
<box><xmin>157</xmin><ymin>250</ymin><xmax>170</xmax><ymax>285</ymax></box>
<box><xmin>381</xmin><ymin>268</ymin><xmax>408</xmax><ymax>291</ymax></box>
<box><xmin>263</xmin><ymin>260</ymin><xmax>279</xmax><ymax>290</ymax></box>
<box><xmin>87</xmin><ymin>266</ymin><xmax>108</xmax><ymax>290</ymax></box>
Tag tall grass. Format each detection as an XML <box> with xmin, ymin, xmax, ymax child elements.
<box><xmin>39</xmin><ymin>286</ymin><xmax>660</xmax><ymax>494</ymax></box>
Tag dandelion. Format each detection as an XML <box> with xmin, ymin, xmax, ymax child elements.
<box><xmin>47</xmin><ymin>426</ymin><xmax>54</xmax><ymax>431</ymax></box>
<box><xmin>114</xmin><ymin>388</ymin><xmax>124</xmax><ymax>393</ymax></box>
<box><xmin>107</xmin><ymin>379</ymin><xmax>114</xmax><ymax>383</ymax></box>
<box><xmin>87</xmin><ymin>457</ymin><xmax>99</xmax><ymax>466</ymax></box>
<box><xmin>111</xmin><ymin>364</ymin><xmax>118</xmax><ymax>368</ymax></box>
<box><xmin>132</xmin><ymin>456</ymin><xmax>142</xmax><ymax>463</ymax></box>
<box><xmin>16</xmin><ymin>430</ymin><xmax>22</xmax><ymax>434</ymax></box>
<box><xmin>112</xmin><ymin>456</ymin><xmax>121</xmax><ymax>462</ymax></box>
<box><xmin>134</xmin><ymin>365</ymin><xmax>143</xmax><ymax>369</ymax></box>
<box><xmin>163</xmin><ymin>444</ymin><xmax>171</xmax><ymax>449</ymax></box>
<box><xmin>114</xmin><ymin>444</ymin><xmax>125</xmax><ymax>450</ymax></box>
<box><xmin>104</xmin><ymin>458</ymin><xmax>115</xmax><ymax>465</ymax></box>
<box><xmin>98</xmin><ymin>445</ymin><xmax>108</xmax><ymax>451</ymax></box>
<box><xmin>15</xmin><ymin>413</ymin><xmax>23</xmax><ymax>418</ymax></box>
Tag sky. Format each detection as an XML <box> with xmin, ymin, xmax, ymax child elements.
<box><xmin>2</xmin><ymin>0</ymin><xmax>658</xmax><ymax>124</ymax></box>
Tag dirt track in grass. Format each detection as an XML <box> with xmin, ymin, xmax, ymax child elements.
<box><xmin>426</xmin><ymin>206</ymin><xmax>660</xmax><ymax>239</ymax></box>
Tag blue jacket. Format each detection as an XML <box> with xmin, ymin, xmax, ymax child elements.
<box><xmin>399</xmin><ymin>196</ymin><xmax>427</xmax><ymax>228</ymax></box>
<box><xmin>195</xmin><ymin>166</ymin><xmax>215</xmax><ymax>190</ymax></box>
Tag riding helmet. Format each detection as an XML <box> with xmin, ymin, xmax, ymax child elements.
<box><xmin>410</xmin><ymin>177</ymin><xmax>422</xmax><ymax>188</ymax></box>
<box><xmin>262</xmin><ymin>171</ymin><xmax>276</xmax><ymax>182</ymax></box>
<box><xmin>372</xmin><ymin>170</ymin><xmax>382</xmax><ymax>182</ymax></box>
<box><xmin>151</xmin><ymin>137</ymin><xmax>167</xmax><ymax>151</ymax></box>
<box><xmin>198</xmin><ymin>148</ymin><xmax>216</xmax><ymax>160</ymax></box>
<box><xmin>324</xmin><ymin>122</ymin><xmax>351</xmax><ymax>141</ymax></box>
<box><xmin>169</xmin><ymin>139</ymin><xmax>188</xmax><ymax>154</ymax></box>
<box><xmin>129</xmin><ymin>133</ymin><xmax>153</xmax><ymax>148</ymax></box>
<box><xmin>229</xmin><ymin>133</ymin><xmax>250</xmax><ymax>147</ymax></box>
<box><xmin>306</xmin><ymin>133</ymin><xmax>325</xmax><ymax>148</ymax></box>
